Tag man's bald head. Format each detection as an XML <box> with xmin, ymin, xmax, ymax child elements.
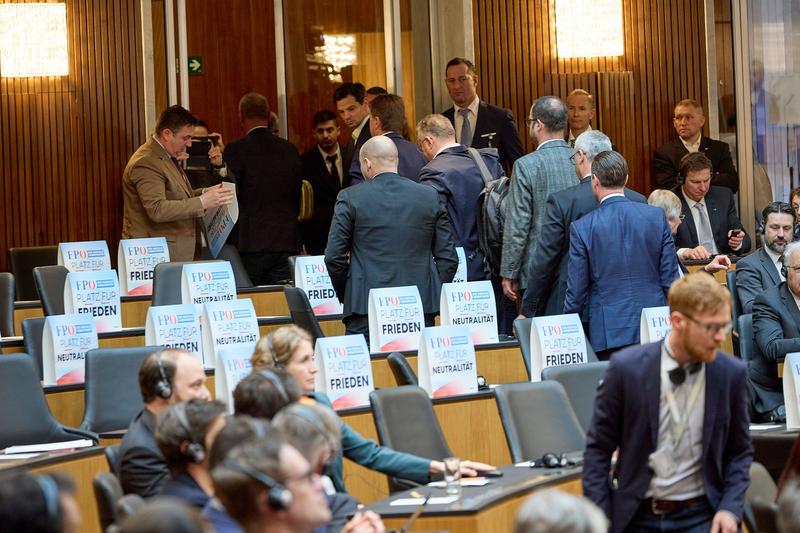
<box><xmin>359</xmin><ymin>136</ymin><xmax>399</xmax><ymax>180</ymax></box>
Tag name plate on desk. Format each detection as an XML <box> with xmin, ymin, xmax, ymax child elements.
<box><xmin>145</xmin><ymin>304</ymin><xmax>203</xmax><ymax>363</ymax></box>
<box><xmin>42</xmin><ymin>314</ymin><xmax>98</xmax><ymax>385</ymax></box>
<box><xmin>181</xmin><ymin>262</ymin><xmax>236</xmax><ymax>311</ymax></box>
<box><xmin>368</xmin><ymin>286</ymin><xmax>425</xmax><ymax>353</ymax></box>
<box><xmin>314</xmin><ymin>335</ymin><xmax>374</xmax><ymax>408</ymax></box>
<box><xmin>201</xmin><ymin>298</ymin><xmax>259</xmax><ymax>369</ymax></box>
<box><xmin>530</xmin><ymin>314</ymin><xmax>588</xmax><ymax>381</ymax></box>
<box><xmin>784</xmin><ymin>353</ymin><xmax>800</xmax><ymax>429</ymax></box>
<box><xmin>64</xmin><ymin>270</ymin><xmax>122</xmax><ymax>332</ymax></box>
<box><xmin>453</xmin><ymin>247</ymin><xmax>467</xmax><ymax>283</ymax></box>
<box><xmin>418</xmin><ymin>325</ymin><xmax>477</xmax><ymax>398</ymax></box>
<box><xmin>118</xmin><ymin>238</ymin><xmax>170</xmax><ymax>296</ymax></box>
<box><xmin>640</xmin><ymin>306</ymin><xmax>672</xmax><ymax>343</ymax></box>
<box><xmin>294</xmin><ymin>256</ymin><xmax>343</xmax><ymax>316</ymax></box>
<box><xmin>216</xmin><ymin>345</ymin><xmax>254</xmax><ymax>410</ymax></box>
<box><xmin>58</xmin><ymin>240</ymin><xmax>111</xmax><ymax>272</ymax></box>
<box><xmin>439</xmin><ymin>280</ymin><xmax>498</xmax><ymax>345</ymax></box>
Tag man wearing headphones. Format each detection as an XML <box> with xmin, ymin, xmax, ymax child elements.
<box><xmin>118</xmin><ymin>349</ymin><xmax>212</xmax><ymax>497</ymax></box>
<box><xmin>752</xmin><ymin>240</ymin><xmax>800</xmax><ymax>422</ymax></box>
<box><xmin>155</xmin><ymin>399</ymin><xmax>227</xmax><ymax>508</ymax></box>
<box><xmin>212</xmin><ymin>435</ymin><xmax>334</xmax><ymax>533</ymax></box>
<box><xmin>737</xmin><ymin>202</ymin><xmax>797</xmax><ymax>314</ymax></box>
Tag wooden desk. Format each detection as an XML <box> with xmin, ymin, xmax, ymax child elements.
<box><xmin>364</xmin><ymin>465</ymin><xmax>581</xmax><ymax>533</ymax></box>
<box><xmin>0</xmin><ymin>447</ymin><xmax>107</xmax><ymax>533</ymax></box>
<box><xmin>39</xmin><ymin>342</ymin><xmax>525</xmax><ymax>430</ymax></box>
<box><xmin>12</xmin><ymin>285</ymin><xmax>291</xmax><ymax>333</ymax></box>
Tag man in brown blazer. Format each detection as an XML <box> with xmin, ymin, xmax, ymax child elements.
<box><xmin>122</xmin><ymin>105</ymin><xmax>233</xmax><ymax>261</ymax></box>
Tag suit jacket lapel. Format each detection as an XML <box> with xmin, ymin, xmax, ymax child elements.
<box><xmin>705</xmin><ymin>190</ymin><xmax>724</xmax><ymax>234</ymax></box>
<box><xmin>678</xmin><ymin>191</ymin><xmax>699</xmax><ymax>247</ymax></box>
<box><xmin>759</xmin><ymin>248</ymin><xmax>781</xmax><ymax>285</ymax></box>
<box><xmin>472</xmin><ymin>101</ymin><xmax>492</xmax><ymax>145</ymax></box>
<box><xmin>150</xmin><ymin>138</ymin><xmax>192</xmax><ymax>197</ymax></box>
<box><xmin>780</xmin><ymin>284</ymin><xmax>800</xmax><ymax>327</ymax></box>
<box><xmin>646</xmin><ymin>343</ymin><xmax>662</xmax><ymax>449</ymax></box>
<box><xmin>702</xmin><ymin>356</ymin><xmax>720</xmax><ymax>460</ymax></box>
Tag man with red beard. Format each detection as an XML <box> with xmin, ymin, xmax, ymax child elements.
<box><xmin>583</xmin><ymin>273</ymin><xmax>752</xmax><ymax>533</ymax></box>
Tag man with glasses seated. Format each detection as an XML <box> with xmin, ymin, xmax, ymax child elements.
<box><xmin>584</xmin><ymin>273</ymin><xmax>751</xmax><ymax>533</ymax></box>
<box><xmin>752</xmin><ymin>240</ymin><xmax>800</xmax><ymax>423</ymax></box>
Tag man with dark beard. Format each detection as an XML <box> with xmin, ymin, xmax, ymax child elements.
<box><xmin>736</xmin><ymin>202</ymin><xmax>797</xmax><ymax>314</ymax></box>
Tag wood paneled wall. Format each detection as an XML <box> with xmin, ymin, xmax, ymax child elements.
<box><xmin>472</xmin><ymin>0</ymin><xmax>710</xmax><ymax>193</ymax></box>
<box><xmin>0</xmin><ymin>0</ymin><xmax>146</xmax><ymax>272</ymax></box>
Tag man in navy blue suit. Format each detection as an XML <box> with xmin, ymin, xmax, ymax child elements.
<box><xmin>334</xmin><ymin>83</ymin><xmax>371</xmax><ymax>186</ymax></box>
<box><xmin>348</xmin><ymin>94</ymin><xmax>427</xmax><ymax>184</ymax></box>
<box><xmin>565</xmin><ymin>151</ymin><xmax>679</xmax><ymax>358</ymax></box>
<box><xmin>441</xmin><ymin>57</ymin><xmax>525</xmax><ymax>175</ymax></box>
<box><xmin>417</xmin><ymin>113</ymin><xmax>503</xmax><ymax>281</ymax></box>
<box><xmin>583</xmin><ymin>273</ymin><xmax>752</xmax><ymax>532</ymax></box>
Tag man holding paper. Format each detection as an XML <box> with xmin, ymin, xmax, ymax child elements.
<box><xmin>325</xmin><ymin>135</ymin><xmax>458</xmax><ymax>338</ymax></box>
<box><xmin>122</xmin><ymin>105</ymin><xmax>234</xmax><ymax>261</ymax></box>
<box><xmin>584</xmin><ymin>273</ymin><xmax>752</xmax><ymax>533</ymax></box>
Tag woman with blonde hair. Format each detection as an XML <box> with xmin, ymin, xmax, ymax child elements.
<box><xmin>251</xmin><ymin>325</ymin><xmax>494</xmax><ymax>494</ymax></box>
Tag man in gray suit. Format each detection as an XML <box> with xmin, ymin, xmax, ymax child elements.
<box><xmin>325</xmin><ymin>136</ymin><xmax>458</xmax><ymax>338</ymax></box>
<box><xmin>501</xmin><ymin>96</ymin><xmax>575</xmax><ymax>305</ymax></box>
<box><xmin>737</xmin><ymin>201</ymin><xmax>796</xmax><ymax>314</ymax></box>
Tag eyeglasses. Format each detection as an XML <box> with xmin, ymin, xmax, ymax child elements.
<box><xmin>525</xmin><ymin>117</ymin><xmax>536</xmax><ymax>126</ymax></box>
<box><xmin>284</xmin><ymin>468</ymin><xmax>318</xmax><ymax>486</ymax></box>
<box><xmin>684</xmin><ymin>314</ymin><xmax>733</xmax><ymax>335</ymax></box>
<box><xmin>569</xmin><ymin>150</ymin><xmax>581</xmax><ymax>162</ymax></box>
<box><xmin>785</xmin><ymin>265</ymin><xmax>800</xmax><ymax>274</ymax></box>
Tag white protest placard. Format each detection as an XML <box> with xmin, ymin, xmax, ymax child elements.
<box><xmin>42</xmin><ymin>314</ymin><xmax>99</xmax><ymax>385</ymax></box>
<box><xmin>418</xmin><ymin>325</ymin><xmax>477</xmax><ymax>398</ymax></box>
<box><xmin>294</xmin><ymin>256</ymin><xmax>343</xmax><ymax>316</ymax></box>
<box><xmin>181</xmin><ymin>261</ymin><xmax>237</xmax><ymax>313</ymax></box>
<box><xmin>368</xmin><ymin>286</ymin><xmax>425</xmax><ymax>354</ymax></box>
<box><xmin>145</xmin><ymin>304</ymin><xmax>203</xmax><ymax>364</ymax></box>
<box><xmin>63</xmin><ymin>270</ymin><xmax>122</xmax><ymax>333</ymax></box>
<box><xmin>529</xmin><ymin>314</ymin><xmax>588</xmax><ymax>381</ymax></box>
<box><xmin>216</xmin><ymin>344</ymin><xmax>255</xmax><ymax>411</ymax></box>
<box><xmin>314</xmin><ymin>335</ymin><xmax>374</xmax><ymax>409</ymax></box>
<box><xmin>453</xmin><ymin>247</ymin><xmax>468</xmax><ymax>283</ymax></box>
<box><xmin>640</xmin><ymin>306</ymin><xmax>672</xmax><ymax>343</ymax></box>
<box><xmin>118</xmin><ymin>238</ymin><xmax>170</xmax><ymax>296</ymax></box>
<box><xmin>783</xmin><ymin>353</ymin><xmax>800</xmax><ymax>429</ymax></box>
<box><xmin>439</xmin><ymin>280</ymin><xmax>498</xmax><ymax>345</ymax></box>
<box><xmin>58</xmin><ymin>240</ymin><xmax>111</xmax><ymax>272</ymax></box>
<box><xmin>201</xmin><ymin>298</ymin><xmax>259</xmax><ymax>369</ymax></box>
<box><xmin>203</xmin><ymin>182</ymin><xmax>239</xmax><ymax>258</ymax></box>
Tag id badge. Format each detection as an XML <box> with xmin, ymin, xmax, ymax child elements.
<box><xmin>648</xmin><ymin>447</ymin><xmax>677</xmax><ymax>478</ymax></box>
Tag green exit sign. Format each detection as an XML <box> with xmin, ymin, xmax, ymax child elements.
<box><xmin>188</xmin><ymin>56</ymin><xmax>204</xmax><ymax>75</ymax></box>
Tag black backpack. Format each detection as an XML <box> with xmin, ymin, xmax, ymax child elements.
<box><xmin>468</xmin><ymin>148</ymin><xmax>510</xmax><ymax>276</ymax></box>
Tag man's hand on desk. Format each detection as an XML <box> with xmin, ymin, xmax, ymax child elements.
<box><xmin>200</xmin><ymin>184</ymin><xmax>234</xmax><ymax>209</ymax></box>
<box><xmin>703</xmin><ymin>255</ymin><xmax>731</xmax><ymax>273</ymax></box>
<box><xmin>682</xmin><ymin>246</ymin><xmax>712</xmax><ymax>261</ymax></box>
<box><xmin>429</xmin><ymin>460</ymin><xmax>497</xmax><ymax>477</ymax></box>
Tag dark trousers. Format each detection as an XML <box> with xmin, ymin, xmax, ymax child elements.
<box><xmin>491</xmin><ymin>275</ymin><xmax>517</xmax><ymax>337</ymax></box>
<box><xmin>595</xmin><ymin>344</ymin><xmax>633</xmax><ymax>361</ymax></box>
<box><xmin>239</xmin><ymin>251</ymin><xmax>292</xmax><ymax>286</ymax></box>
<box><xmin>625</xmin><ymin>498</ymin><xmax>714</xmax><ymax>532</ymax></box>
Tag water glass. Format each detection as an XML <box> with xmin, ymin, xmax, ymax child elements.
<box><xmin>443</xmin><ymin>456</ymin><xmax>462</xmax><ymax>497</ymax></box>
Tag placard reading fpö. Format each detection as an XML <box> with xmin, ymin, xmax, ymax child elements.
<box><xmin>314</xmin><ymin>335</ymin><xmax>374</xmax><ymax>408</ymax></box>
<box><xmin>418</xmin><ymin>325</ymin><xmax>477</xmax><ymax>398</ymax></box>
<box><xmin>529</xmin><ymin>314</ymin><xmax>588</xmax><ymax>381</ymax></box>
<box><xmin>368</xmin><ymin>286</ymin><xmax>425</xmax><ymax>353</ymax></box>
<box><xmin>42</xmin><ymin>314</ymin><xmax>99</xmax><ymax>386</ymax></box>
<box><xmin>58</xmin><ymin>240</ymin><xmax>111</xmax><ymax>272</ymax></box>
<box><xmin>440</xmin><ymin>280</ymin><xmax>498</xmax><ymax>345</ymax></box>
<box><xmin>294</xmin><ymin>256</ymin><xmax>343</xmax><ymax>316</ymax></box>
<box><xmin>118</xmin><ymin>238</ymin><xmax>170</xmax><ymax>296</ymax></box>
<box><xmin>63</xmin><ymin>270</ymin><xmax>122</xmax><ymax>333</ymax></box>
<box><xmin>201</xmin><ymin>298</ymin><xmax>259</xmax><ymax>369</ymax></box>
<box><xmin>145</xmin><ymin>304</ymin><xmax>203</xmax><ymax>364</ymax></box>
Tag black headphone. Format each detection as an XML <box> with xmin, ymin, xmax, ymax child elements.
<box><xmin>266</xmin><ymin>333</ymin><xmax>281</xmax><ymax>367</ymax></box>
<box><xmin>257</xmin><ymin>369</ymin><xmax>289</xmax><ymax>404</ymax></box>
<box><xmin>154</xmin><ymin>353</ymin><xmax>173</xmax><ymax>399</ymax></box>
<box><xmin>225</xmin><ymin>460</ymin><xmax>293</xmax><ymax>510</ymax></box>
<box><xmin>35</xmin><ymin>475</ymin><xmax>60</xmax><ymax>526</ymax></box>
<box><xmin>173</xmin><ymin>402</ymin><xmax>206</xmax><ymax>464</ymax></box>
<box><xmin>758</xmin><ymin>201</ymin><xmax>798</xmax><ymax>235</ymax></box>
<box><xmin>531</xmin><ymin>452</ymin><xmax>569</xmax><ymax>469</ymax></box>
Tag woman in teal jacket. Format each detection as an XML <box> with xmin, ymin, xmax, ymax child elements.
<box><xmin>250</xmin><ymin>325</ymin><xmax>492</xmax><ymax>494</ymax></box>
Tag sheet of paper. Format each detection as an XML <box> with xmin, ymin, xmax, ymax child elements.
<box><xmin>4</xmin><ymin>439</ymin><xmax>94</xmax><ymax>454</ymax></box>
<box><xmin>749</xmin><ymin>424</ymin><xmax>784</xmax><ymax>431</ymax></box>
<box><xmin>427</xmin><ymin>478</ymin><xmax>490</xmax><ymax>488</ymax></box>
<box><xmin>390</xmin><ymin>496</ymin><xmax>459</xmax><ymax>506</ymax></box>
<box><xmin>0</xmin><ymin>453</ymin><xmax>41</xmax><ymax>460</ymax></box>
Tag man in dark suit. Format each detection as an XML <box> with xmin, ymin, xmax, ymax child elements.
<box><xmin>737</xmin><ymin>202</ymin><xmax>796</xmax><ymax>314</ymax></box>
<box><xmin>672</xmin><ymin>152</ymin><xmax>751</xmax><ymax>260</ymax></box>
<box><xmin>520</xmin><ymin>130</ymin><xmax>645</xmax><ymax>318</ymax></box>
<box><xmin>349</xmin><ymin>94</ymin><xmax>427</xmax><ymax>184</ymax></box>
<box><xmin>155</xmin><ymin>399</ymin><xmax>227</xmax><ymax>508</ymax></box>
<box><xmin>325</xmin><ymin>136</ymin><xmax>458</xmax><ymax>337</ymax></box>
<box><xmin>752</xmin><ymin>241</ymin><xmax>800</xmax><ymax>422</ymax></box>
<box><xmin>653</xmin><ymin>99</ymin><xmax>738</xmax><ymax>192</ymax></box>
<box><xmin>417</xmin><ymin>113</ymin><xmax>503</xmax><ymax>281</ymax></box>
<box><xmin>118</xmin><ymin>350</ymin><xmax>212</xmax><ymax>497</ymax></box>
<box><xmin>225</xmin><ymin>92</ymin><xmax>303</xmax><ymax>285</ymax></box>
<box><xmin>565</xmin><ymin>151</ymin><xmax>678</xmax><ymax>358</ymax></box>
<box><xmin>334</xmin><ymin>83</ymin><xmax>372</xmax><ymax>186</ymax></box>
<box><xmin>584</xmin><ymin>273</ymin><xmax>752</xmax><ymax>533</ymax></box>
<box><xmin>441</xmin><ymin>57</ymin><xmax>524</xmax><ymax>175</ymax></box>
<box><xmin>300</xmin><ymin>110</ymin><xmax>352</xmax><ymax>256</ymax></box>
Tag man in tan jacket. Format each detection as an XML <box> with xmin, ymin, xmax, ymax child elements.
<box><xmin>122</xmin><ymin>105</ymin><xmax>232</xmax><ymax>261</ymax></box>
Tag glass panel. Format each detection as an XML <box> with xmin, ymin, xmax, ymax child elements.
<box><xmin>748</xmin><ymin>0</ymin><xmax>800</xmax><ymax>211</ymax></box>
<box><xmin>283</xmin><ymin>1</ymin><xmax>387</xmax><ymax>151</ymax></box>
